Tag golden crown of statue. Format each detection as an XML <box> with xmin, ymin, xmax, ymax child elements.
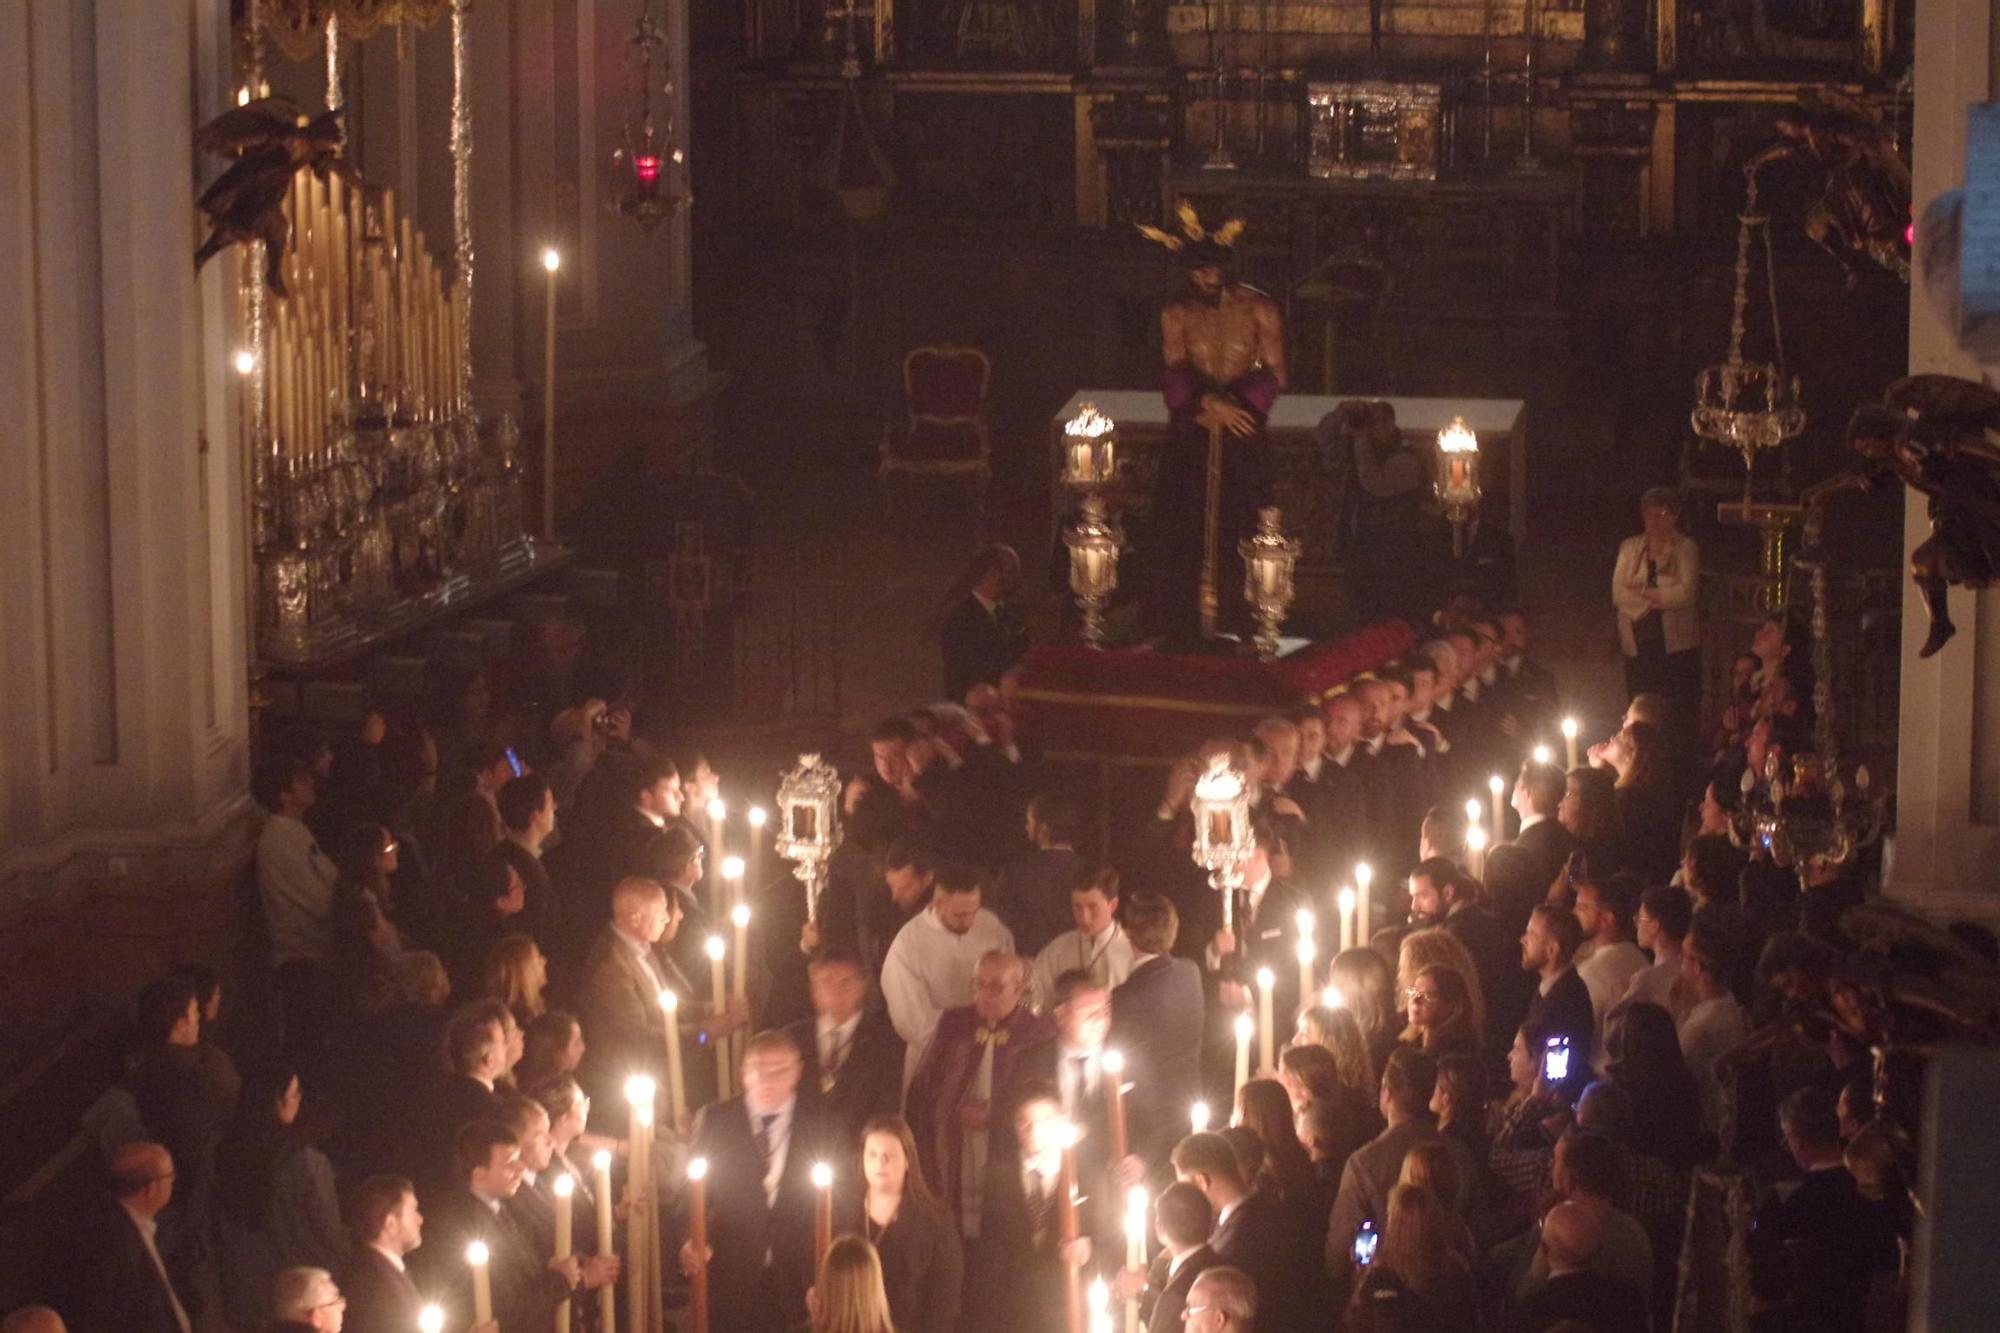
<box><xmin>1138</xmin><ymin>202</ymin><xmax>1246</xmax><ymax>264</ymax></box>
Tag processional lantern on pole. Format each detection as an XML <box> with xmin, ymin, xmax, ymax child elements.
<box><xmin>1062</xmin><ymin>403</ymin><xmax>1124</xmax><ymax>649</ymax></box>
<box><xmin>1238</xmin><ymin>507</ymin><xmax>1299</xmax><ymax>660</ymax></box>
<box><xmin>1062</xmin><ymin>402</ymin><xmax>1119</xmax><ymax>491</ymax></box>
<box><xmin>1191</xmin><ymin>754</ymin><xmax>1254</xmax><ymax>932</ymax></box>
<box><xmin>775</xmin><ymin>753</ymin><xmax>841</xmax><ymax>927</ymax></box>
<box><xmin>1433</xmin><ymin>417</ymin><xmax>1482</xmax><ymax>558</ymax></box>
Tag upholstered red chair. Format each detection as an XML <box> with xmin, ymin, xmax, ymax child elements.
<box><xmin>881</xmin><ymin>344</ymin><xmax>992</xmax><ymax>529</ymax></box>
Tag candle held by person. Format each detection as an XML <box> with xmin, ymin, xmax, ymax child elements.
<box><xmin>593</xmin><ymin>1149</ymin><xmax>616</xmax><ymax>1333</ymax></box>
<box><xmin>705</xmin><ymin>935</ymin><xmax>730</xmax><ymax>1094</ymax></box>
<box><xmin>1190</xmin><ymin>1100</ymin><xmax>1211</xmax><ymax>1133</ymax></box>
<box><xmin>1354</xmin><ymin>862</ymin><xmax>1374</xmax><ymax>944</ymax></box>
<box><xmin>1562</xmin><ymin>715</ymin><xmax>1580</xmax><ymax>768</ymax></box>
<box><xmin>540</xmin><ymin>247</ymin><xmax>560</xmax><ymax>539</ymax></box>
<box><xmin>657</xmin><ymin>989</ymin><xmax>688</xmax><ymax>1130</ymax></box>
<box><xmin>1233</xmin><ymin>1010</ymin><xmax>1254</xmax><ymax>1101</ymax></box>
<box><xmin>1296</xmin><ymin>935</ymin><xmax>1317</xmax><ymax>1010</ymax></box>
<box><xmin>1337</xmin><ymin>885</ymin><xmax>1357</xmax><ymax>952</ymax></box>
<box><xmin>1101</xmin><ymin>1048</ymin><xmax>1129</xmax><ymax>1159</ymax></box>
<box><xmin>1123</xmin><ymin>1187</ymin><xmax>1148</xmax><ymax>1333</ymax></box>
<box><xmin>553</xmin><ymin>1172</ymin><xmax>575</xmax><ymax>1333</ymax></box>
<box><xmin>1489</xmin><ymin>773</ymin><xmax>1506</xmax><ymax>834</ymax></box>
<box><xmin>418</xmin><ymin>1306</ymin><xmax>444</xmax><ymax>1333</ymax></box>
<box><xmin>1466</xmin><ymin>823</ymin><xmax>1488</xmax><ymax>880</ymax></box>
<box><xmin>1321</xmin><ymin>984</ymin><xmax>1344</xmax><ymax>1010</ymax></box>
<box><xmin>1254</xmin><ymin>968</ymin><xmax>1275</xmax><ymax>1072</ymax></box>
<box><xmin>624</xmin><ymin>1077</ymin><xmax>656</xmax><ymax>1333</ymax></box>
<box><xmin>1089</xmin><ymin>1277</ymin><xmax>1113</xmax><ymax>1333</ymax></box>
<box><xmin>467</xmin><ymin>1241</ymin><xmax>493</xmax><ymax>1324</ymax></box>
<box><xmin>1055</xmin><ymin>1121</ymin><xmax>1084</xmax><ymax>1333</ymax></box>
<box><xmin>687</xmin><ymin>1157</ymin><xmax>710</xmax><ymax>1333</ymax></box>
<box><xmin>811</xmin><ymin>1161</ymin><xmax>834</xmax><ymax>1276</ymax></box>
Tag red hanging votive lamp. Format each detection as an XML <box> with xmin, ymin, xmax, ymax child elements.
<box><xmin>612</xmin><ymin>3</ymin><xmax>683</xmax><ymax>231</ymax></box>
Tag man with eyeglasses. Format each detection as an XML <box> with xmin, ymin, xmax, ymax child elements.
<box><xmin>269</xmin><ymin>1266</ymin><xmax>348</xmax><ymax>1332</ymax></box>
<box><xmin>1181</xmin><ymin>1266</ymin><xmax>1258</xmax><ymax>1330</ymax></box>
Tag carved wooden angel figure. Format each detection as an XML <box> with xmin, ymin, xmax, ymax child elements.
<box><xmin>193</xmin><ymin>97</ymin><xmax>356</xmax><ymax>296</ymax></box>
<box><xmin>1742</xmin><ymin>91</ymin><xmax>1912</xmax><ymax>286</ymax></box>
<box><xmin>1804</xmin><ymin>375</ymin><xmax>2000</xmax><ymax>658</ymax></box>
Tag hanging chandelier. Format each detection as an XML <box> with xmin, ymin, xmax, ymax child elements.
<box><xmin>1690</xmin><ymin>177</ymin><xmax>1805</xmax><ymax>488</ymax></box>
<box><xmin>611</xmin><ymin>1</ymin><xmax>684</xmax><ymax>231</ymax></box>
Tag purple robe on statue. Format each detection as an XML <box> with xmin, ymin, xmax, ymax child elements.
<box><xmin>904</xmin><ymin>1003</ymin><xmax>1056</xmax><ymax>1226</ymax></box>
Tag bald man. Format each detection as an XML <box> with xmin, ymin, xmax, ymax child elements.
<box><xmin>74</xmin><ymin>1142</ymin><xmax>193</xmax><ymax>1333</ymax></box>
<box><xmin>1502</xmin><ymin>1201</ymin><xmax>1647</xmax><ymax>1333</ymax></box>
<box><xmin>1</xmin><ymin>1308</ymin><xmax>67</xmax><ymax>1333</ymax></box>
<box><xmin>578</xmin><ymin>875</ymin><xmax>745</xmax><ymax>1117</ymax></box>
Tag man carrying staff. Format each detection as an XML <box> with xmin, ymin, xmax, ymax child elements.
<box><xmin>1139</xmin><ymin>204</ymin><xmax>1288</xmax><ymax>647</ymax></box>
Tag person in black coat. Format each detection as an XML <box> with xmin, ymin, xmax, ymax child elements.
<box><xmin>1519</xmin><ymin>905</ymin><xmax>1595</xmax><ymax>1092</ymax></box>
<box><xmin>1487</xmin><ymin>761</ymin><xmax>1578</xmax><ymax>937</ymax></box>
<box><xmin>785</xmin><ymin>950</ymin><xmax>905</xmax><ymax>1151</ymax></box>
<box><xmin>72</xmin><ymin>1142</ymin><xmax>196</xmax><ymax>1333</ymax></box>
<box><xmin>993</xmin><ymin>793</ymin><xmax>1089</xmax><ymax>958</ymax></box>
<box><xmin>682</xmin><ymin>1031</ymin><xmax>839</xmax><ymax>1333</ymax></box>
<box><xmin>420</xmin><ymin>1008</ymin><xmax>511</xmax><ymax>1190</ymax></box>
<box><xmin>837</xmin><ymin>1114</ymin><xmax>964</xmax><ymax>1333</ymax></box>
<box><xmin>1409</xmin><ymin>858</ymin><xmax>1525</xmax><ymax>1053</ymax></box>
<box><xmin>964</xmin><ymin>1083</ymin><xmax>1096</xmax><ymax>1333</ymax></box>
<box><xmin>339</xmin><ymin>1174</ymin><xmax>427</xmax><ymax>1333</ymax></box>
<box><xmin>1109</xmin><ymin>893</ymin><xmax>1206</xmax><ymax>1168</ymax></box>
<box><xmin>939</xmin><ymin>545</ymin><xmax>1026</xmax><ymax>704</ymax></box>
<box><xmin>1167</xmin><ymin>1132</ymin><xmax>1302</xmax><ymax>1333</ymax></box>
<box><xmin>1127</xmin><ymin>1181</ymin><xmax>1218</xmax><ymax>1333</ymax></box>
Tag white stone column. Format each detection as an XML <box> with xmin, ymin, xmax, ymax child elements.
<box><xmin>1891</xmin><ymin>0</ymin><xmax>2000</xmax><ymax>924</ymax></box>
<box><xmin>0</xmin><ymin>0</ymin><xmax>252</xmax><ymax>903</ymax></box>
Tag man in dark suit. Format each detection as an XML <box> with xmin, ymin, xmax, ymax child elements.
<box><xmin>416</xmin><ymin>1121</ymin><xmax>598</xmax><ymax>1333</ymax></box>
<box><xmin>1494</xmin><ymin>607</ymin><xmax>1560</xmax><ymax>737</ymax></box>
<box><xmin>939</xmin><ymin>544</ymin><xmax>1026</xmax><ymax>704</ymax></box>
<box><xmin>1194</xmin><ymin>821</ymin><xmax>1306</xmax><ymax>1100</ymax></box>
<box><xmin>1299</xmin><ymin>693</ymin><xmax>1370</xmax><ymax>887</ymax></box>
<box><xmin>1125</xmin><ymin>1181</ymin><xmax>1217</xmax><ymax>1333</ymax></box>
<box><xmin>1409</xmin><ymin>857</ymin><xmax>1524</xmax><ymax>1052</ymax></box>
<box><xmin>339</xmin><ymin>1174</ymin><xmax>427</xmax><ymax>1333</ymax></box>
<box><xmin>495</xmin><ymin>773</ymin><xmax>563</xmax><ymax>947</ymax></box>
<box><xmin>577</xmin><ymin>875</ymin><xmax>743</xmax><ymax>1123</ymax></box>
<box><xmin>1502</xmin><ymin>1202</ymin><xmax>1647</xmax><ymax>1333</ymax></box>
<box><xmin>1520</xmin><ymin>904</ymin><xmax>1595</xmax><ymax>1088</ymax></box>
<box><xmin>965</xmin><ymin>1082</ymin><xmax>1098</xmax><ymax>1333</ymax></box>
<box><xmin>1749</xmin><ymin>1088</ymin><xmax>1892</xmax><ymax>1333</ymax></box>
<box><xmin>72</xmin><ymin>1141</ymin><xmax>195</xmax><ymax>1333</ymax></box>
<box><xmin>1352</xmin><ymin>675</ymin><xmax>1431</xmax><ymax>881</ymax></box>
<box><xmin>1169</xmin><ymin>1133</ymin><xmax>1299</xmax><ymax>1332</ymax></box>
<box><xmin>682</xmin><ymin>1030</ymin><xmax>837</xmax><ymax>1333</ymax></box>
<box><xmin>1109</xmin><ymin>893</ymin><xmax>1205</xmax><ymax>1167</ymax></box>
<box><xmin>419</xmin><ymin>1006</ymin><xmax>509</xmax><ymax>1190</ymax></box>
<box><xmin>1487</xmin><ymin>760</ymin><xmax>1577</xmax><ymax>937</ymax></box>
<box><xmin>993</xmin><ymin>792</ymin><xmax>1088</xmax><ymax>958</ymax></box>
<box><xmin>785</xmin><ymin>949</ymin><xmax>904</xmax><ymax>1151</ymax></box>
<box><xmin>1325</xmin><ymin>1048</ymin><xmax>1474</xmax><ymax>1305</ymax></box>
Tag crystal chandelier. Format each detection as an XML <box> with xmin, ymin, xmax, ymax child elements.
<box><xmin>1690</xmin><ymin>180</ymin><xmax>1804</xmax><ymax>490</ymax></box>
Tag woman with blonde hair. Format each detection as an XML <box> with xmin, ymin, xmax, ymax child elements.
<box><xmin>1395</xmin><ymin>928</ymin><xmax>1486</xmax><ymax>1040</ymax></box>
<box><xmin>1400</xmin><ymin>964</ymin><xmax>1482</xmax><ymax>1063</ymax></box>
<box><xmin>480</xmin><ymin>933</ymin><xmax>549</xmax><ymax>1024</ymax></box>
<box><xmin>1357</xmin><ymin>1183</ymin><xmax>1480</xmax><ymax>1328</ymax></box>
<box><xmin>1294</xmin><ymin>1003</ymin><xmax>1378</xmax><ymax>1101</ymax></box>
<box><xmin>805</xmin><ymin>1234</ymin><xmax>897</xmax><ymax>1333</ymax></box>
<box><xmin>1327</xmin><ymin>946</ymin><xmax>1400</xmax><ymax>1073</ymax></box>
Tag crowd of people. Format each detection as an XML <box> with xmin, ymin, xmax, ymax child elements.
<box><xmin>4</xmin><ymin>515</ymin><xmax>1942</xmax><ymax>1333</ymax></box>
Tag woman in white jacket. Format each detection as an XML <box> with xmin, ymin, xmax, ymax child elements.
<box><xmin>1611</xmin><ymin>486</ymin><xmax>1701</xmax><ymax>727</ymax></box>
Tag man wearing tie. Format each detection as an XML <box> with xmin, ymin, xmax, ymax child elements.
<box><xmin>74</xmin><ymin>1141</ymin><xmax>195</xmax><ymax>1333</ymax></box>
<box><xmin>786</xmin><ymin>949</ymin><xmax>904</xmax><ymax>1149</ymax></box>
<box><xmin>415</xmin><ymin>1121</ymin><xmax>588</xmax><ymax>1331</ymax></box>
<box><xmin>338</xmin><ymin>1175</ymin><xmax>429</xmax><ymax>1333</ymax></box>
<box><xmin>682</xmin><ymin>1031</ymin><xmax>836</xmax><ymax>1333</ymax></box>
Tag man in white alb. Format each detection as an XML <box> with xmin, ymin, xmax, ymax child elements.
<box><xmin>1028</xmin><ymin>869</ymin><xmax>1136</xmax><ymax>1011</ymax></box>
<box><xmin>881</xmin><ymin>864</ymin><xmax>1014</xmax><ymax>1086</ymax></box>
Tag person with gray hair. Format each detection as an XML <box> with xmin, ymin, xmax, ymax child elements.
<box><xmin>270</xmin><ymin>1266</ymin><xmax>345</xmax><ymax>1331</ymax></box>
<box><xmin>1183</xmin><ymin>1266</ymin><xmax>1258</xmax><ymax>1330</ymax></box>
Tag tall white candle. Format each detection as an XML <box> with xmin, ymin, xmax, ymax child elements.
<box><xmin>467</xmin><ymin>1241</ymin><xmax>493</xmax><ymax>1324</ymax></box>
<box><xmin>1354</xmin><ymin>863</ymin><xmax>1374</xmax><ymax>948</ymax></box>
<box><xmin>553</xmin><ymin>1173</ymin><xmax>575</xmax><ymax>1333</ymax></box>
<box><xmin>1232</xmin><ymin>1011</ymin><xmax>1253</xmax><ymax>1104</ymax></box>
<box><xmin>593</xmin><ymin>1149</ymin><xmax>616</xmax><ymax>1333</ymax></box>
<box><xmin>1123</xmin><ymin>1188</ymin><xmax>1147</xmax><ymax>1333</ymax></box>
<box><xmin>1254</xmin><ymin>968</ymin><xmax>1275</xmax><ymax>1073</ymax></box>
<box><xmin>540</xmin><ymin>247</ymin><xmax>560</xmax><ymax>539</ymax></box>
<box><xmin>1490</xmin><ymin>774</ymin><xmax>1507</xmax><ymax>839</ymax></box>
<box><xmin>1296</xmin><ymin>936</ymin><xmax>1317</xmax><ymax>1017</ymax></box>
<box><xmin>706</xmin><ymin>935</ymin><xmax>730</xmax><ymax>1095</ymax></box>
<box><xmin>1562</xmin><ymin>716</ymin><xmax>1580</xmax><ymax>770</ymax></box>
<box><xmin>1337</xmin><ymin>886</ymin><xmax>1357</xmax><ymax>952</ymax></box>
<box><xmin>658</xmin><ymin>989</ymin><xmax>687</xmax><ymax>1130</ymax></box>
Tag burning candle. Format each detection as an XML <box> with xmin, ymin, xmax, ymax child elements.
<box><xmin>1190</xmin><ymin>1100</ymin><xmax>1211</xmax><ymax>1134</ymax></box>
<box><xmin>1089</xmin><ymin>1276</ymin><xmax>1113</xmax><ymax>1333</ymax></box>
<box><xmin>1124</xmin><ymin>1186</ymin><xmax>1148</xmax><ymax>1333</ymax></box>
<box><xmin>1354</xmin><ymin>863</ymin><xmax>1374</xmax><ymax>946</ymax></box>
<box><xmin>1232</xmin><ymin>1010</ymin><xmax>1254</xmax><ymax>1102</ymax></box>
<box><xmin>1254</xmin><ymin>968</ymin><xmax>1275</xmax><ymax>1073</ymax></box>
<box><xmin>707</xmin><ymin>797</ymin><xmax>728</xmax><ymax>887</ymax></box>
<box><xmin>1532</xmin><ymin>744</ymin><xmax>1552</xmax><ymax>767</ymax></box>
<box><xmin>1337</xmin><ymin>886</ymin><xmax>1357</xmax><ymax>952</ymax></box>
<box><xmin>687</xmin><ymin>1157</ymin><xmax>710</xmax><ymax>1333</ymax></box>
<box><xmin>657</xmin><ymin>989</ymin><xmax>687</xmax><ymax>1130</ymax></box>
<box><xmin>1465</xmin><ymin>795</ymin><xmax>1484</xmax><ymax>836</ymax></box>
<box><xmin>811</xmin><ymin>1161</ymin><xmax>834</xmax><ymax>1276</ymax></box>
<box><xmin>553</xmin><ymin>1173</ymin><xmax>575</xmax><ymax>1333</ymax></box>
<box><xmin>1562</xmin><ymin>716</ymin><xmax>1580</xmax><ymax>769</ymax></box>
<box><xmin>1489</xmin><ymin>773</ymin><xmax>1506</xmax><ymax>838</ymax></box>
<box><xmin>1055</xmin><ymin>1122</ymin><xmax>1084</xmax><ymax>1333</ymax></box>
<box><xmin>467</xmin><ymin>1241</ymin><xmax>493</xmax><ymax>1324</ymax></box>
<box><xmin>419</xmin><ymin>1306</ymin><xmax>444</xmax><ymax>1333</ymax></box>
<box><xmin>540</xmin><ymin>247</ymin><xmax>560</xmax><ymax>539</ymax></box>
<box><xmin>1101</xmin><ymin>1049</ymin><xmax>1128</xmax><ymax>1160</ymax></box>
<box><xmin>706</xmin><ymin>935</ymin><xmax>730</xmax><ymax>1095</ymax></box>
<box><xmin>729</xmin><ymin>899</ymin><xmax>751</xmax><ymax>1004</ymax></box>
<box><xmin>1466</xmin><ymin>824</ymin><xmax>1488</xmax><ymax>880</ymax></box>
<box><xmin>1296</xmin><ymin>935</ymin><xmax>1317</xmax><ymax>1014</ymax></box>
<box><xmin>627</xmin><ymin>1092</ymin><xmax>653</xmax><ymax>1333</ymax></box>
<box><xmin>593</xmin><ymin>1149</ymin><xmax>616</xmax><ymax>1333</ymax></box>
<box><xmin>1321</xmin><ymin>984</ymin><xmax>1345</xmax><ymax>1010</ymax></box>
<box><xmin>746</xmin><ymin>805</ymin><xmax>767</xmax><ymax>908</ymax></box>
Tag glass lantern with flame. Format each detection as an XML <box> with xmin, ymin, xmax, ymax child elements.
<box><xmin>1434</xmin><ymin>417</ymin><xmax>1482</xmax><ymax>557</ymax></box>
<box><xmin>775</xmin><ymin>753</ymin><xmax>842</xmax><ymax>927</ymax></box>
<box><xmin>1689</xmin><ymin>195</ymin><xmax>1805</xmax><ymax>501</ymax></box>
<box><xmin>1237</xmin><ymin>507</ymin><xmax>1299</xmax><ymax>660</ymax></box>
<box><xmin>1064</xmin><ymin>493</ymin><xmax>1124</xmax><ymax>649</ymax></box>
<box><xmin>1191</xmin><ymin>754</ymin><xmax>1255</xmax><ymax>930</ymax></box>
<box><xmin>1062</xmin><ymin>402</ymin><xmax>1118</xmax><ymax>492</ymax></box>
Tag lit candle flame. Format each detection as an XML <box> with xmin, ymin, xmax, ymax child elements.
<box><xmin>722</xmin><ymin>855</ymin><xmax>747</xmax><ymax>881</ymax></box>
<box><xmin>707</xmin><ymin>796</ymin><xmax>727</xmax><ymax>822</ymax></box>
<box><xmin>1321</xmin><ymin>984</ymin><xmax>1345</xmax><ymax>1009</ymax></box>
<box><xmin>705</xmin><ymin>935</ymin><xmax>725</xmax><ymax>961</ymax></box>
<box><xmin>688</xmin><ymin>1156</ymin><xmax>709</xmax><ymax>1181</ymax></box>
<box><xmin>1465</xmin><ymin>797</ymin><xmax>1483</xmax><ymax>825</ymax></box>
<box><xmin>748</xmin><ymin>805</ymin><xmax>768</xmax><ymax>828</ymax></box>
<box><xmin>466</xmin><ymin>1240</ymin><xmax>490</xmax><ymax>1266</ymax></box>
<box><xmin>624</xmin><ymin>1074</ymin><xmax>657</xmax><ymax>1106</ymax></box>
<box><xmin>233</xmin><ymin>349</ymin><xmax>257</xmax><ymax>376</ymax></box>
<box><xmin>592</xmin><ymin>1148</ymin><xmax>612</xmax><ymax>1171</ymax></box>
<box><xmin>541</xmin><ymin>247</ymin><xmax>561</xmax><ymax>273</ymax></box>
<box><xmin>1295</xmin><ymin>907</ymin><xmax>1316</xmax><ymax>938</ymax></box>
<box><xmin>1101</xmin><ymin>1048</ymin><xmax>1125</xmax><ymax>1076</ymax></box>
<box><xmin>811</xmin><ymin>1161</ymin><xmax>833</xmax><ymax>1189</ymax></box>
<box><xmin>1532</xmin><ymin>745</ymin><xmax>1552</xmax><ymax>766</ymax></box>
<box><xmin>730</xmin><ymin>902</ymin><xmax>751</xmax><ymax>928</ymax></box>
<box><xmin>658</xmin><ymin>987</ymin><xmax>678</xmax><ymax>1012</ymax></box>
<box><xmin>419</xmin><ymin>1306</ymin><xmax>445</xmax><ymax>1333</ymax></box>
<box><xmin>553</xmin><ymin>1172</ymin><xmax>575</xmax><ymax>1198</ymax></box>
<box><xmin>1234</xmin><ymin>1011</ymin><xmax>1255</xmax><ymax>1042</ymax></box>
<box><xmin>1190</xmin><ymin>1101</ymin><xmax>1211</xmax><ymax>1132</ymax></box>
<box><xmin>1489</xmin><ymin>773</ymin><xmax>1505</xmax><ymax>795</ymax></box>
<box><xmin>1561</xmin><ymin>717</ymin><xmax>1579</xmax><ymax>740</ymax></box>
<box><xmin>1255</xmin><ymin>967</ymin><xmax>1274</xmax><ymax>991</ymax></box>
